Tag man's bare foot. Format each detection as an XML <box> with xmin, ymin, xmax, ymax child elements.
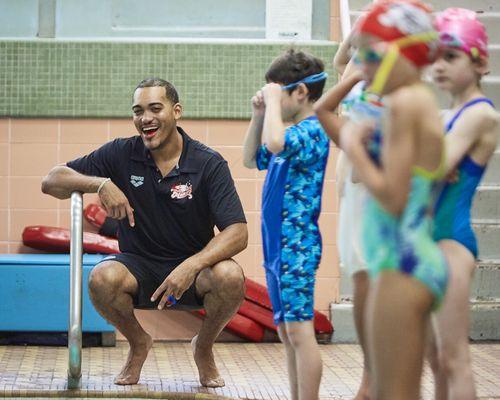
<box><xmin>114</xmin><ymin>334</ymin><xmax>153</xmax><ymax>385</ymax></box>
<box><xmin>191</xmin><ymin>335</ymin><xmax>225</xmax><ymax>388</ymax></box>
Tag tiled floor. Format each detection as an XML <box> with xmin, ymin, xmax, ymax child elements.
<box><xmin>0</xmin><ymin>342</ymin><xmax>499</xmax><ymax>399</ymax></box>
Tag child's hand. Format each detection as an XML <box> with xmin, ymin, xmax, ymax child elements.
<box><xmin>340</xmin><ymin>120</ymin><xmax>375</xmax><ymax>157</ymax></box>
<box><xmin>251</xmin><ymin>90</ymin><xmax>266</xmax><ymax>117</ymax></box>
<box><xmin>261</xmin><ymin>83</ymin><xmax>282</xmax><ymax>104</ymax></box>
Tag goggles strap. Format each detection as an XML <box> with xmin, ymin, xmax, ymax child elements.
<box><xmin>367</xmin><ymin>31</ymin><xmax>438</xmax><ymax>95</ymax></box>
<box><xmin>281</xmin><ymin>72</ymin><xmax>329</xmax><ymax>91</ymax></box>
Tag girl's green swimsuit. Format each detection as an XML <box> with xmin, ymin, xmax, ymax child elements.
<box><xmin>347</xmin><ymin>84</ymin><xmax>448</xmax><ymax>307</ymax></box>
<box><xmin>363</xmin><ymin>165</ymin><xmax>449</xmax><ymax>308</ymax></box>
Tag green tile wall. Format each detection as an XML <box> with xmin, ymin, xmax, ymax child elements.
<box><xmin>0</xmin><ymin>41</ymin><xmax>338</xmax><ymax>119</ymax></box>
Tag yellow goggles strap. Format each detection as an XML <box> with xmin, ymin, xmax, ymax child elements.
<box><xmin>367</xmin><ymin>31</ymin><xmax>438</xmax><ymax>96</ymax></box>
<box><xmin>393</xmin><ymin>31</ymin><xmax>439</xmax><ymax>49</ymax></box>
<box><xmin>369</xmin><ymin>45</ymin><xmax>400</xmax><ymax>95</ymax></box>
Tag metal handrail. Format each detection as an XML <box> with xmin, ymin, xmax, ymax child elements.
<box><xmin>68</xmin><ymin>191</ymin><xmax>83</xmax><ymax>389</ymax></box>
<box><xmin>340</xmin><ymin>0</ymin><xmax>377</xmax><ymax>40</ymax></box>
<box><xmin>339</xmin><ymin>0</ymin><xmax>352</xmax><ymax>40</ymax></box>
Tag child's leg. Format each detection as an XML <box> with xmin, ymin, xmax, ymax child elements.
<box><xmin>356</xmin><ymin>369</ymin><xmax>371</xmax><ymax>400</ymax></box>
<box><xmin>352</xmin><ymin>270</ymin><xmax>372</xmax><ymax>400</ymax></box>
<box><xmin>367</xmin><ymin>271</ymin><xmax>433</xmax><ymax>400</ymax></box>
<box><xmin>426</xmin><ymin>319</ymin><xmax>448</xmax><ymax>400</ymax></box>
<box><xmin>277</xmin><ymin>323</ymin><xmax>299</xmax><ymax>400</ymax></box>
<box><xmin>434</xmin><ymin>240</ymin><xmax>476</xmax><ymax>400</ymax></box>
<box><xmin>284</xmin><ymin>320</ymin><xmax>323</xmax><ymax>400</ymax></box>
<box><xmin>265</xmin><ymin>271</ymin><xmax>299</xmax><ymax>397</ymax></box>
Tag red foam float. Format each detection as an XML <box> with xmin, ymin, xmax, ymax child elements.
<box><xmin>238</xmin><ymin>299</ymin><xmax>276</xmax><ymax>331</ymax></box>
<box><xmin>245</xmin><ymin>279</ymin><xmax>272</xmax><ymax>310</ymax></box>
<box><xmin>84</xmin><ymin>203</ymin><xmax>108</xmax><ymax>228</ymax></box>
<box><xmin>22</xmin><ymin>226</ymin><xmax>120</xmax><ymax>254</ymax></box>
<box><xmin>244</xmin><ymin>279</ymin><xmax>333</xmax><ymax>335</ymax></box>
<box><xmin>195</xmin><ymin>309</ymin><xmax>265</xmax><ymax>342</ymax></box>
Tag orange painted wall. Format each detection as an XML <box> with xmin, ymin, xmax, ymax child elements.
<box><xmin>330</xmin><ymin>0</ymin><xmax>342</xmax><ymax>42</ymax></box>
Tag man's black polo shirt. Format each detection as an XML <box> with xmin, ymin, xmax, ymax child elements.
<box><xmin>67</xmin><ymin>127</ymin><xmax>246</xmax><ymax>262</ymax></box>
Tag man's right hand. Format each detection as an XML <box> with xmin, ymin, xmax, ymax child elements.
<box><xmin>98</xmin><ymin>179</ymin><xmax>135</xmax><ymax>227</ymax></box>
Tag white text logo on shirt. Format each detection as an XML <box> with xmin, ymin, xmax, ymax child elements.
<box><xmin>130</xmin><ymin>175</ymin><xmax>144</xmax><ymax>187</ymax></box>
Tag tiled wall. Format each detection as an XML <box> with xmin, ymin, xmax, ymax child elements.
<box><xmin>0</xmin><ymin>117</ymin><xmax>340</xmax><ymax>340</ymax></box>
<box><xmin>0</xmin><ymin>41</ymin><xmax>337</xmax><ymax>119</ymax></box>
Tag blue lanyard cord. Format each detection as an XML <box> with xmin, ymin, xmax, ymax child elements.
<box><xmin>281</xmin><ymin>72</ymin><xmax>328</xmax><ymax>90</ymax></box>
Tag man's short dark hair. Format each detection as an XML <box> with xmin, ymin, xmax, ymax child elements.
<box><xmin>265</xmin><ymin>49</ymin><xmax>325</xmax><ymax>102</ymax></box>
<box><xmin>135</xmin><ymin>78</ymin><xmax>179</xmax><ymax>104</ymax></box>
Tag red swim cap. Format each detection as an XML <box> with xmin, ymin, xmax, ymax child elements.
<box><xmin>356</xmin><ymin>0</ymin><xmax>438</xmax><ymax>67</ymax></box>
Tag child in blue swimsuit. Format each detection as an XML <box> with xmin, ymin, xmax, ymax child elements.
<box><xmin>427</xmin><ymin>8</ymin><xmax>500</xmax><ymax>400</ymax></box>
<box><xmin>243</xmin><ymin>49</ymin><xmax>329</xmax><ymax>400</ymax></box>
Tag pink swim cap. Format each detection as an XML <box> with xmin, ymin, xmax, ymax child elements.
<box><xmin>435</xmin><ymin>8</ymin><xmax>489</xmax><ymax>59</ymax></box>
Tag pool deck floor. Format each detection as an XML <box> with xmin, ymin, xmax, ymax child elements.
<box><xmin>0</xmin><ymin>342</ymin><xmax>499</xmax><ymax>399</ymax></box>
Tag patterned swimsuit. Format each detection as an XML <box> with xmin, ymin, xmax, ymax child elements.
<box><xmin>256</xmin><ymin>116</ymin><xmax>329</xmax><ymax>324</ymax></box>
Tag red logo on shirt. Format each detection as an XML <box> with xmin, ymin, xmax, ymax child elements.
<box><xmin>171</xmin><ymin>182</ymin><xmax>193</xmax><ymax>200</ymax></box>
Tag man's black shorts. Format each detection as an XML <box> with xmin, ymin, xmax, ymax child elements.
<box><xmin>96</xmin><ymin>253</ymin><xmax>204</xmax><ymax>310</ymax></box>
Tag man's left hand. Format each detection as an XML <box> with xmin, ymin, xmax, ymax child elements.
<box><xmin>151</xmin><ymin>260</ymin><xmax>198</xmax><ymax>309</ymax></box>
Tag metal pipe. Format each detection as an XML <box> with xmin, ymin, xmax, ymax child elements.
<box><xmin>68</xmin><ymin>191</ymin><xmax>83</xmax><ymax>389</ymax></box>
<box><xmin>340</xmin><ymin>0</ymin><xmax>352</xmax><ymax>40</ymax></box>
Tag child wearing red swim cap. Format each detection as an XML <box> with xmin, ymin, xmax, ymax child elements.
<box><xmin>339</xmin><ymin>1</ymin><xmax>446</xmax><ymax>399</ymax></box>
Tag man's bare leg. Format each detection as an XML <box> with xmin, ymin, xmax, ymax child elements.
<box><xmin>88</xmin><ymin>261</ymin><xmax>152</xmax><ymax>385</ymax></box>
<box><xmin>192</xmin><ymin>259</ymin><xmax>245</xmax><ymax>387</ymax></box>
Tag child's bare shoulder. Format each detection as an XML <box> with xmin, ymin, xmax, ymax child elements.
<box><xmin>461</xmin><ymin>101</ymin><xmax>499</xmax><ymax>132</ymax></box>
<box><xmin>478</xmin><ymin>102</ymin><xmax>499</xmax><ymax>129</ymax></box>
<box><xmin>388</xmin><ymin>84</ymin><xmax>437</xmax><ymax>116</ymax></box>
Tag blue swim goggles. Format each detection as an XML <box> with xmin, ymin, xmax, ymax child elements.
<box><xmin>281</xmin><ymin>72</ymin><xmax>328</xmax><ymax>90</ymax></box>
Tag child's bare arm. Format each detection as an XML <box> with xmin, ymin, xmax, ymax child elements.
<box><xmin>243</xmin><ymin>90</ymin><xmax>265</xmax><ymax>169</ymax></box>
<box><xmin>444</xmin><ymin>105</ymin><xmax>499</xmax><ymax>173</ymax></box>
<box><xmin>314</xmin><ymin>70</ymin><xmax>363</xmax><ymax>146</ymax></box>
<box><xmin>333</xmin><ymin>30</ymin><xmax>356</xmax><ymax>76</ymax></box>
<box><xmin>262</xmin><ymin>83</ymin><xmax>287</xmax><ymax>154</ymax></box>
